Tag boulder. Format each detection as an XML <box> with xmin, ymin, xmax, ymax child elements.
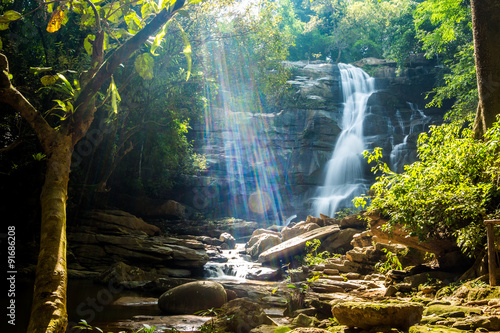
<box><xmin>452</xmin><ymin>316</ymin><xmax>500</xmax><ymax>331</ymax></box>
<box><xmin>332</xmin><ymin>301</ymin><xmax>424</xmax><ymax>330</ymax></box>
<box><xmin>320</xmin><ymin>228</ymin><xmax>359</xmax><ymax>253</ymax></box>
<box><xmin>351</xmin><ymin>230</ymin><xmax>373</xmax><ymax>248</ymax></box>
<box><xmin>281</xmin><ymin>222</ymin><xmax>321</xmax><ymax>241</ymax></box>
<box><xmin>219</xmin><ymin>232</ymin><xmax>236</xmax><ymax>249</ymax></box>
<box><xmin>291</xmin><ymin>313</ymin><xmax>320</xmax><ymax>328</ymax></box>
<box><xmin>246</xmin><ymin>233</ymin><xmax>282</xmax><ymax>259</ymax></box>
<box><xmin>212</xmin><ymin>299</ymin><xmax>276</xmax><ymax>333</ymax></box>
<box><xmin>340</xmin><ymin>214</ymin><xmax>367</xmax><ymax>229</ymax></box>
<box><xmin>259</xmin><ymin>225</ymin><xmax>340</xmax><ymax>266</ymax></box>
<box><xmin>246</xmin><ymin>267</ymin><xmax>281</xmax><ymax>281</ymax></box>
<box><xmin>158</xmin><ymin>281</ymin><xmax>227</xmax><ymax>314</ymax></box>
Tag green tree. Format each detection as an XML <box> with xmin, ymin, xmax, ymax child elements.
<box><xmin>363</xmin><ymin>122</ymin><xmax>500</xmax><ymax>255</ymax></box>
<box><xmin>414</xmin><ymin>0</ymin><xmax>476</xmax><ymax>121</ymax></box>
<box><xmin>0</xmin><ymin>0</ymin><xmax>190</xmax><ymax>331</ymax></box>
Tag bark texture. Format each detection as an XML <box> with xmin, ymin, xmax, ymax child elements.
<box><xmin>0</xmin><ymin>1</ymin><xmax>185</xmax><ymax>332</ymax></box>
<box><xmin>471</xmin><ymin>0</ymin><xmax>500</xmax><ymax>138</ymax></box>
<box><xmin>27</xmin><ymin>138</ymin><xmax>72</xmax><ymax>333</ymax></box>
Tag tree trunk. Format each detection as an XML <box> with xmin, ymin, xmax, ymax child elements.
<box><xmin>27</xmin><ymin>135</ymin><xmax>73</xmax><ymax>333</ymax></box>
<box><xmin>471</xmin><ymin>0</ymin><xmax>500</xmax><ymax>138</ymax></box>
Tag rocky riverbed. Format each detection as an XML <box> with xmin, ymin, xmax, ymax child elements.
<box><xmin>35</xmin><ymin>209</ymin><xmax>495</xmax><ymax>333</ymax></box>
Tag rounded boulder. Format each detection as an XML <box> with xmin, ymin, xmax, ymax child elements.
<box><xmin>158</xmin><ymin>281</ymin><xmax>227</xmax><ymax>314</ymax></box>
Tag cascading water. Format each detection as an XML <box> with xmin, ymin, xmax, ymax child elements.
<box><xmin>312</xmin><ymin>63</ymin><xmax>376</xmax><ymax>217</ymax></box>
<box><xmin>390</xmin><ymin>103</ymin><xmax>431</xmax><ymax>173</ymax></box>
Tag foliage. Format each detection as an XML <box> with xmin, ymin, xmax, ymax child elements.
<box><xmin>280</xmin><ymin>0</ymin><xmax>418</xmax><ymax>63</ymax></box>
<box><xmin>304</xmin><ymin>239</ymin><xmax>331</xmax><ymax>265</ymax></box>
<box><xmin>334</xmin><ymin>207</ymin><xmax>362</xmax><ymax>219</ymax></box>
<box><xmin>414</xmin><ymin>0</ymin><xmax>475</xmax><ymax>120</ymax></box>
<box><xmin>361</xmin><ymin>120</ymin><xmax>500</xmax><ymax>254</ymax></box>
<box><xmin>375</xmin><ymin>248</ymin><xmax>404</xmax><ymax>274</ymax></box>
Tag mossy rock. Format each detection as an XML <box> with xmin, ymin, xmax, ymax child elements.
<box><xmin>420</xmin><ymin>316</ymin><xmax>446</xmax><ymax>325</ymax></box>
<box><xmin>451</xmin><ymin>281</ymin><xmax>500</xmax><ymax>301</ymax></box>
<box><xmin>423</xmin><ymin>305</ymin><xmax>482</xmax><ymax>317</ymax></box>
<box><xmin>466</xmin><ymin>286</ymin><xmax>500</xmax><ymax>301</ymax></box>
<box><xmin>332</xmin><ymin>301</ymin><xmax>423</xmax><ymax>330</ymax></box>
<box><xmin>435</xmin><ymin>286</ymin><xmax>454</xmax><ymax>299</ymax></box>
<box><xmin>411</xmin><ymin>297</ymin><xmax>434</xmax><ymax>305</ymax></box>
<box><xmin>409</xmin><ymin>325</ymin><xmax>469</xmax><ymax>333</ymax></box>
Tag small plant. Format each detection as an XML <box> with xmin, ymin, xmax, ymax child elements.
<box><xmin>334</xmin><ymin>207</ymin><xmax>361</xmax><ymax>219</ymax></box>
<box><xmin>32</xmin><ymin>152</ymin><xmax>47</xmax><ymax>161</ymax></box>
<box><xmin>197</xmin><ymin>309</ymin><xmax>234</xmax><ymax>333</ymax></box>
<box><xmin>375</xmin><ymin>248</ymin><xmax>403</xmax><ymax>273</ymax></box>
<box><xmin>304</xmin><ymin>239</ymin><xmax>331</xmax><ymax>265</ymax></box>
<box><xmin>274</xmin><ymin>326</ymin><xmax>292</xmax><ymax>333</ymax></box>
<box><xmin>195</xmin><ymin>308</ymin><xmax>224</xmax><ymax>317</ymax></box>
<box><xmin>284</xmin><ymin>283</ymin><xmax>307</xmax><ymax>314</ymax></box>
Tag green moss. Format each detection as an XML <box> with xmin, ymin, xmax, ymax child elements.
<box><xmin>423</xmin><ymin>305</ymin><xmax>482</xmax><ymax>317</ymax></box>
<box><xmin>410</xmin><ymin>297</ymin><xmax>433</xmax><ymax>305</ymax></box>
<box><xmin>435</xmin><ymin>286</ymin><xmax>454</xmax><ymax>299</ymax></box>
<box><xmin>466</xmin><ymin>286</ymin><xmax>500</xmax><ymax>301</ymax></box>
<box><xmin>274</xmin><ymin>326</ymin><xmax>292</xmax><ymax>333</ymax></box>
<box><xmin>409</xmin><ymin>325</ymin><xmax>469</xmax><ymax>333</ymax></box>
<box><xmin>420</xmin><ymin>316</ymin><xmax>446</xmax><ymax>325</ymax></box>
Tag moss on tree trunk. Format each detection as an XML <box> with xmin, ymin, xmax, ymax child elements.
<box><xmin>27</xmin><ymin>137</ymin><xmax>72</xmax><ymax>333</ymax></box>
<box><xmin>471</xmin><ymin>0</ymin><xmax>500</xmax><ymax>138</ymax></box>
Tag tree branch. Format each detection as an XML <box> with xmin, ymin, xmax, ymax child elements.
<box><xmin>70</xmin><ymin>0</ymin><xmax>186</xmax><ymax>144</ymax></box>
<box><xmin>0</xmin><ymin>139</ymin><xmax>24</xmax><ymax>154</ymax></box>
<box><xmin>0</xmin><ymin>53</ymin><xmax>56</xmax><ymax>152</ymax></box>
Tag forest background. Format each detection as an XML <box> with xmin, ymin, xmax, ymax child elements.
<box><xmin>1</xmin><ymin>0</ymin><xmax>500</xmax><ymax>332</ymax></box>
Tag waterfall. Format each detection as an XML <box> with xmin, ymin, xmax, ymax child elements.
<box><xmin>390</xmin><ymin>103</ymin><xmax>431</xmax><ymax>173</ymax></box>
<box><xmin>312</xmin><ymin>63</ymin><xmax>375</xmax><ymax>217</ymax></box>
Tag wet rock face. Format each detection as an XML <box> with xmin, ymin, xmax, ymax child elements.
<box><xmin>186</xmin><ymin>58</ymin><xmax>445</xmax><ymax>220</ymax></box>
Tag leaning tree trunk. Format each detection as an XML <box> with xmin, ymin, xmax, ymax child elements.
<box><xmin>27</xmin><ymin>136</ymin><xmax>73</xmax><ymax>333</ymax></box>
<box><xmin>471</xmin><ymin>0</ymin><xmax>500</xmax><ymax>138</ymax></box>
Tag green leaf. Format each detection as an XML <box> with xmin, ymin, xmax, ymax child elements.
<box><xmin>3</xmin><ymin>10</ymin><xmax>21</xmax><ymax>21</ymax></box>
<box><xmin>151</xmin><ymin>20</ymin><xmax>172</xmax><ymax>56</ymax></box>
<box><xmin>134</xmin><ymin>53</ymin><xmax>154</xmax><ymax>80</ymax></box>
<box><xmin>0</xmin><ymin>22</ymin><xmax>9</xmax><ymax>30</ymax></box>
<box><xmin>41</xmin><ymin>75</ymin><xmax>58</xmax><ymax>86</ymax></box>
<box><xmin>84</xmin><ymin>34</ymin><xmax>95</xmax><ymax>55</ymax></box>
<box><xmin>176</xmin><ymin>9</ymin><xmax>189</xmax><ymax>17</ymax></box>
<box><xmin>30</xmin><ymin>67</ymin><xmax>53</xmax><ymax>75</ymax></box>
<box><xmin>108</xmin><ymin>75</ymin><xmax>121</xmax><ymax>113</ymax></box>
<box><xmin>56</xmin><ymin>73</ymin><xmax>74</xmax><ymax>95</ymax></box>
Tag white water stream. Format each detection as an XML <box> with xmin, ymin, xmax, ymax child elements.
<box><xmin>204</xmin><ymin>243</ymin><xmax>276</xmax><ymax>281</ymax></box>
<box><xmin>312</xmin><ymin>63</ymin><xmax>376</xmax><ymax>217</ymax></box>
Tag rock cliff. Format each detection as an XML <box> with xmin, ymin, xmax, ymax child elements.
<box><xmin>184</xmin><ymin>58</ymin><xmax>446</xmax><ymax>222</ymax></box>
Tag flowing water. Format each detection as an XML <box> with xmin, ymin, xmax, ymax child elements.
<box><xmin>390</xmin><ymin>103</ymin><xmax>431</xmax><ymax>173</ymax></box>
<box><xmin>312</xmin><ymin>63</ymin><xmax>376</xmax><ymax>217</ymax></box>
<box><xmin>204</xmin><ymin>243</ymin><xmax>265</xmax><ymax>280</ymax></box>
